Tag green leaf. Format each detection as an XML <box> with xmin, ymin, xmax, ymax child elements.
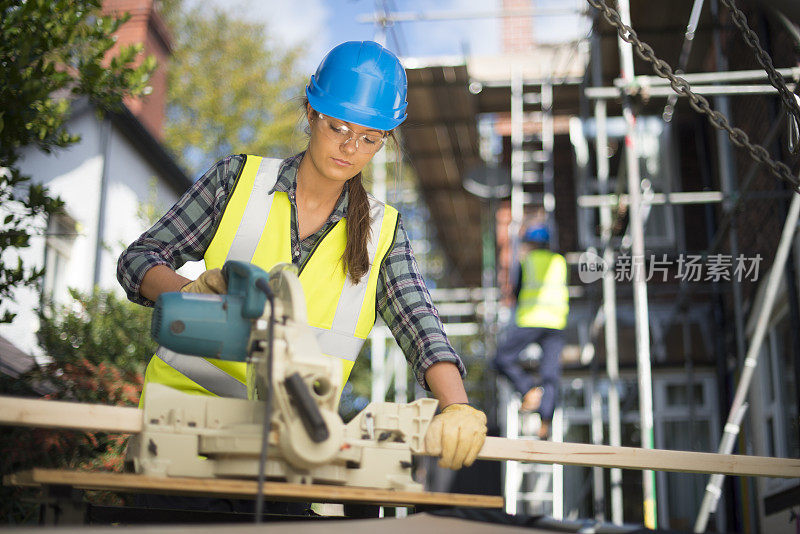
<box><xmin>0</xmin><ymin>0</ymin><xmax>155</xmax><ymax>324</ymax></box>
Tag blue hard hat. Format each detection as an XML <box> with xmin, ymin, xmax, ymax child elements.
<box><xmin>523</xmin><ymin>224</ymin><xmax>550</xmax><ymax>244</ymax></box>
<box><xmin>306</xmin><ymin>41</ymin><xmax>408</xmax><ymax>131</ymax></box>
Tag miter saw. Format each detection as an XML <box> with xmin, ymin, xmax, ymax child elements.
<box><xmin>125</xmin><ymin>261</ymin><xmax>438</xmax><ymax>492</ymax></box>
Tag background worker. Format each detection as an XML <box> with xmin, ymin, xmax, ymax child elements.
<box><xmin>493</xmin><ymin>223</ymin><xmax>569</xmax><ymax>439</ymax></box>
<box><xmin>117</xmin><ymin>40</ymin><xmax>486</xmax><ymax>473</ymax></box>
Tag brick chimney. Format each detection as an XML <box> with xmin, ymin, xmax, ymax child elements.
<box><xmin>502</xmin><ymin>0</ymin><xmax>535</xmax><ymax>54</ymax></box>
<box><xmin>102</xmin><ymin>0</ymin><xmax>172</xmax><ymax>140</ymax></box>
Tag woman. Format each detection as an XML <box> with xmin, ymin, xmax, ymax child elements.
<box><xmin>117</xmin><ymin>41</ymin><xmax>486</xmax><ymax>471</ymax></box>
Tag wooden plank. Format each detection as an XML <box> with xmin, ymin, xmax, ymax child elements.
<box><xmin>2</xmin><ymin>396</ymin><xmax>798</xmax><ymax>479</ymax></box>
<box><xmin>3</xmin><ymin>469</ymin><xmax>503</xmax><ymax>509</ymax></box>
<box><xmin>0</xmin><ymin>396</ymin><xmax>142</xmax><ymax>434</ymax></box>
<box><xmin>476</xmin><ymin>436</ymin><xmax>800</xmax><ymax>478</ymax></box>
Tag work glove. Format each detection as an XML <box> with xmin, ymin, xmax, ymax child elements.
<box><xmin>180</xmin><ymin>268</ymin><xmax>227</xmax><ymax>295</ymax></box>
<box><xmin>425</xmin><ymin>403</ymin><xmax>487</xmax><ymax>470</ymax></box>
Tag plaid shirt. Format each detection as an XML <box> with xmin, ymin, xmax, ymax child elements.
<box><xmin>117</xmin><ymin>153</ymin><xmax>465</xmax><ymax>390</ymax></box>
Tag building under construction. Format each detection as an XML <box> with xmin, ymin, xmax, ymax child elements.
<box><xmin>0</xmin><ymin>0</ymin><xmax>799</xmax><ymax>533</ymax></box>
<box><xmin>396</xmin><ymin>0</ymin><xmax>800</xmax><ymax>531</ymax></box>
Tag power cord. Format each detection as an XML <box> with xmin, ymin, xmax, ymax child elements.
<box><xmin>254</xmin><ymin>277</ymin><xmax>275</xmax><ymax>523</ymax></box>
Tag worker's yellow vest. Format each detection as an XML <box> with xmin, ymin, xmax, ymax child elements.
<box><xmin>141</xmin><ymin>155</ymin><xmax>399</xmax><ymax>405</ymax></box>
<box><xmin>515</xmin><ymin>249</ymin><xmax>569</xmax><ymax>330</ymax></box>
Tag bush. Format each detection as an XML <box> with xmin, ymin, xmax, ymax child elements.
<box><xmin>0</xmin><ymin>289</ymin><xmax>154</xmax><ymax>524</ymax></box>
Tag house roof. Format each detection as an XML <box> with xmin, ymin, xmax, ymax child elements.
<box><xmin>68</xmin><ymin>97</ymin><xmax>192</xmax><ymax>196</ymax></box>
<box><xmin>109</xmin><ymin>103</ymin><xmax>192</xmax><ymax>194</ymax></box>
<box><xmin>0</xmin><ymin>334</ymin><xmax>36</xmax><ymax>379</ymax></box>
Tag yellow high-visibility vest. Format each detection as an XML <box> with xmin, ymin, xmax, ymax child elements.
<box><xmin>515</xmin><ymin>249</ymin><xmax>569</xmax><ymax>330</ymax></box>
<box><xmin>141</xmin><ymin>155</ymin><xmax>399</xmax><ymax>405</ymax></box>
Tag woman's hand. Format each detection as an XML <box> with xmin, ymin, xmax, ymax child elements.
<box><xmin>425</xmin><ymin>403</ymin><xmax>487</xmax><ymax>469</ymax></box>
<box><xmin>139</xmin><ymin>266</ymin><xmax>225</xmax><ymax>302</ymax></box>
<box><xmin>180</xmin><ymin>268</ymin><xmax>227</xmax><ymax>294</ymax></box>
<box><xmin>423</xmin><ymin>362</ymin><xmax>487</xmax><ymax>469</ymax></box>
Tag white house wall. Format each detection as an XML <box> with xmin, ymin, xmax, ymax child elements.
<box><xmin>1</xmin><ymin>106</ymin><xmax>201</xmax><ymax>357</ymax></box>
<box><xmin>101</xmin><ymin>121</ymin><xmax>204</xmax><ymax>294</ymax></box>
<box><xmin>1</xmin><ymin>110</ymin><xmax>104</xmax><ymax>356</ymax></box>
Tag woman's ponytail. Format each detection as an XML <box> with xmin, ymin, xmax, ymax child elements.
<box><xmin>344</xmin><ymin>173</ymin><xmax>370</xmax><ymax>284</ymax></box>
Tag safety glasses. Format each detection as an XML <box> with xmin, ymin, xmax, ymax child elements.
<box><xmin>315</xmin><ymin>113</ymin><xmax>386</xmax><ymax>154</ymax></box>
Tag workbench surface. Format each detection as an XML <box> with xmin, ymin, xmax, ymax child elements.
<box><xmin>5</xmin><ymin>468</ymin><xmax>504</xmax><ymax>508</ymax></box>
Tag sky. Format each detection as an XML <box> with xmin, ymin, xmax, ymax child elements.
<box><xmin>190</xmin><ymin>0</ymin><xmax>589</xmax><ymax>74</ymax></box>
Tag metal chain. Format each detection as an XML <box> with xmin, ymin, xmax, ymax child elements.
<box><xmin>587</xmin><ymin>0</ymin><xmax>800</xmax><ymax>191</ymax></box>
<box><xmin>721</xmin><ymin>0</ymin><xmax>800</xmax><ymax>156</ymax></box>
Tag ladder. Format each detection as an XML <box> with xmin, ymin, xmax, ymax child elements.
<box><xmin>499</xmin><ymin>378</ymin><xmax>564</xmax><ymax>517</ymax></box>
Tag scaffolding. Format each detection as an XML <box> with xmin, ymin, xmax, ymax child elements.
<box><xmin>364</xmin><ymin>0</ymin><xmax>800</xmax><ymax>531</ymax></box>
<box><xmin>576</xmin><ymin>0</ymin><xmax>800</xmax><ymax>530</ymax></box>
<box><xmin>500</xmin><ymin>0</ymin><xmax>800</xmax><ymax>529</ymax></box>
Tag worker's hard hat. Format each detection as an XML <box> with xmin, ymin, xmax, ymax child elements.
<box><xmin>523</xmin><ymin>224</ymin><xmax>550</xmax><ymax>244</ymax></box>
<box><xmin>306</xmin><ymin>41</ymin><xmax>408</xmax><ymax>131</ymax></box>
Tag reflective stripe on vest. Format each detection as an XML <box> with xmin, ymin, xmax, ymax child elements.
<box><xmin>516</xmin><ymin>249</ymin><xmax>569</xmax><ymax>330</ymax></box>
<box><xmin>156</xmin><ymin>347</ymin><xmax>247</xmax><ymax>398</ymax></box>
<box><xmin>141</xmin><ymin>155</ymin><xmax>398</xmax><ymax>403</ymax></box>
<box><xmin>226</xmin><ymin>158</ymin><xmax>282</xmax><ymax>263</ymax></box>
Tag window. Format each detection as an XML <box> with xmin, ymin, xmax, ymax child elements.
<box><xmin>571</xmin><ymin>116</ymin><xmax>679</xmax><ymax>251</ymax></box>
<box><xmin>43</xmin><ymin>212</ymin><xmax>78</xmax><ymax>306</ymax></box>
<box><xmin>557</xmin><ymin>373</ymin><xmax>719</xmax><ymax>527</ymax></box>
<box><xmin>758</xmin><ymin>310</ymin><xmax>800</xmax><ymax>495</ymax></box>
<box><xmin>653</xmin><ymin>373</ymin><xmax>719</xmax><ymax>531</ymax></box>
<box><xmin>558</xmin><ymin>372</ymin><xmax>720</xmax><ymax>529</ymax></box>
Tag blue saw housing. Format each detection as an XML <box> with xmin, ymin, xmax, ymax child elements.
<box><xmin>151</xmin><ymin>261</ymin><xmax>270</xmax><ymax>361</ymax></box>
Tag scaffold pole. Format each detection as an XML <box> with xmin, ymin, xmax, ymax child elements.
<box><xmin>615</xmin><ymin>0</ymin><xmax>657</xmax><ymax>527</ymax></box>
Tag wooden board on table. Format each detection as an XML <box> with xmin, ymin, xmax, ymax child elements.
<box><xmin>0</xmin><ymin>396</ymin><xmax>142</xmax><ymax>433</ymax></box>
<box><xmin>3</xmin><ymin>395</ymin><xmax>800</xmax><ymax>479</ymax></box>
<box><xmin>478</xmin><ymin>436</ymin><xmax>800</xmax><ymax>478</ymax></box>
<box><xmin>4</xmin><ymin>469</ymin><xmax>504</xmax><ymax>509</ymax></box>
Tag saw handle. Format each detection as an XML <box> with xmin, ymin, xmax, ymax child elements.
<box><xmin>222</xmin><ymin>260</ymin><xmax>270</xmax><ymax>318</ymax></box>
<box><xmin>284</xmin><ymin>373</ymin><xmax>329</xmax><ymax>443</ymax></box>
